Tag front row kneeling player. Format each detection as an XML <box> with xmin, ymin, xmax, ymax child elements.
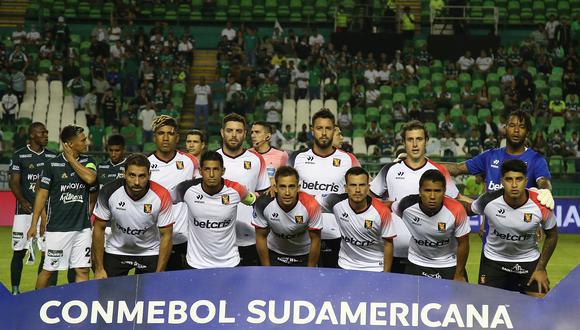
<box><xmin>174</xmin><ymin>151</ymin><xmax>257</xmax><ymax>269</ymax></box>
<box><xmin>392</xmin><ymin>169</ymin><xmax>470</xmax><ymax>281</ymax></box>
<box><xmin>317</xmin><ymin>167</ymin><xmax>396</xmax><ymax>272</ymax></box>
<box><xmin>468</xmin><ymin>159</ymin><xmax>558</xmax><ymax>297</ymax></box>
<box><xmin>92</xmin><ymin>154</ymin><xmax>174</xmax><ymax>278</ymax></box>
<box><xmin>252</xmin><ymin>166</ymin><xmax>322</xmax><ymax>267</ymax></box>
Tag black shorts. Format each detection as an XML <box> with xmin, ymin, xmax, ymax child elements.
<box><xmin>391</xmin><ymin>257</ymin><xmax>409</xmax><ymax>274</ymax></box>
<box><xmin>166</xmin><ymin>242</ymin><xmax>187</xmax><ymax>271</ymax></box>
<box><xmin>269</xmin><ymin>250</ymin><xmax>308</xmax><ymax>266</ymax></box>
<box><xmin>478</xmin><ymin>255</ymin><xmax>539</xmax><ymax>293</ymax></box>
<box><xmin>238</xmin><ymin>244</ymin><xmax>260</xmax><ymax>266</ymax></box>
<box><xmin>319</xmin><ymin>238</ymin><xmax>341</xmax><ymax>268</ymax></box>
<box><xmin>405</xmin><ymin>261</ymin><xmax>457</xmax><ymax>280</ymax></box>
<box><xmin>103</xmin><ymin>252</ymin><xmax>158</xmax><ymax>277</ymax></box>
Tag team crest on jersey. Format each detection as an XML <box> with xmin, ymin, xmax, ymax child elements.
<box><xmin>437</xmin><ymin>222</ymin><xmax>446</xmax><ymax>232</ymax></box>
<box><xmin>143</xmin><ymin>204</ymin><xmax>152</xmax><ymax>214</ymax></box>
<box><xmin>221</xmin><ymin>194</ymin><xmax>230</xmax><ymax>205</ymax></box>
<box><xmin>244</xmin><ymin>161</ymin><xmax>252</xmax><ymax>170</ymax></box>
<box><xmin>28</xmin><ymin>163</ymin><xmax>35</xmax><ymax>169</ymax></box>
<box><xmin>295</xmin><ymin>215</ymin><xmax>304</xmax><ymax>224</ymax></box>
<box><xmin>332</xmin><ymin>158</ymin><xmax>341</xmax><ymax>167</ymax></box>
<box><xmin>523</xmin><ymin>213</ymin><xmax>532</xmax><ymax>222</ymax></box>
<box><xmin>176</xmin><ymin>161</ymin><xmax>184</xmax><ymax>170</ymax></box>
<box><xmin>61</xmin><ymin>172</ymin><xmax>68</xmax><ymax>179</ymax></box>
<box><xmin>364</xmin><ymin>219</ymin><xmax>373</xmax><ymax>229</ymax></box>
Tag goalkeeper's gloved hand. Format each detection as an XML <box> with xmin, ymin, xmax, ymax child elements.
<box><xmin>531</xmin><ymin>188</ymin><xmax>555</xmax><ymax>210</ymax></box>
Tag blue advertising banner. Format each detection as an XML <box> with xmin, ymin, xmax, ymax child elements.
<box><xmin>1</xmin><ymin>266</ymin><xmax>579</xmax><ymax>329</ymax></box>
<box><xmin>468</xmin><ymin>198</ymin><xmax>580</xmax><ymax>233</ymax></box>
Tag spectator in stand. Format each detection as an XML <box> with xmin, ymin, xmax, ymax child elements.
<box><xmin>436</xmin><ymin>84</ymin><xmax>452</xmax><ymax>109</ymax></box>
<box><xmin>178</xmin><ymin>34</ymin><xmax>194</xmax><ymax>63</ymax></box>
<box><xmin>244</xmin><ymin>26</ymin><xmax>259</xmax><ymax>66</ymax></box>
<box><xmin>101</xmin><ymin>88</ymin><xmax>119</xmax><ymax>127</ymax></box>
<box><xmin>440</xmin><ymin>130</ymin><xmax>459</xmax><ymax>161</ymax></box>
<box><xmin>476</xmin><ymin>84</ymin><xmax>491</xmax><ymax>109</ymax></box>
<box><xmin>407</xmin><ymin>100</ymin><xmax>422</xmax><ymax>121</ymax></box>
<box><xmin>457</xmin><ymin>51</ymin><xmax>475</xmax><ymax>72</ymax></box>
<box><xmin>11</xmin><ymin>24</ymin><xmax>26</xmax><ymax>45</ymax></box>
<box><xmin>324</xmin><ymin>75</ymin><xmax>339</xmax><ymax>100</ymax></box>
<box><xmin>549</xmin><ymin>97</ymin><xmax>566</xmax><ymax>117</ymax></box>
<box><xmin>8</xmin><ymin>45</ymin><xmax>28</xmax><ymax>72</ymax></box>
<box><xmin>283</xmin><ymin>124</ymin><xmax>296</xmax><ymax>146</ymax></box>
<box><xmin>530</xmin><ymin>24</ymin><xmax>549</xmax><ymax>49</ymax></box>
<box><xmin>483</xmin><ymin>133</ymin><xmax>497</xmax><ymax>149</ymax></box>
<box><xmin>507</xmin><ymin>44</ymin><xmax>522</xmax><ymax>67</ymax></box>
<box><xmin>10</xmin><ymin>69</ymin><xmax>25</xmax><ymax>104</ymax></box>
<box><xmin>193</xmin><ymin>77</ymin><xmax>212</xmax><ymax>129</ymax></box>
<box><xmin>139</xmin><ymin>103</ymin><xmax>157</xmax><ymax>143</ymax></box>
<box><xmin>393</xmin><ymin>100</ymin><xmax>407</xmax><ymax>121</ymax></box>
<box><xmin>475</xmin><ymin>50</ymin><xmax>493</xmax><ymax>74</ymax></box>
<box><xmin>563</xmin><ymin>71</ymin><xmax>578</xmax><ymax>97</ymax></box>
<box><xmin>565</xmin><ymin>131</ymin><xmax>579</xmax><ymax>157</ymax></box>
<box><xmin>308</xmin><ymin>60</ymin><xmax>322</xmax><ymax>99</ymax></box>
<box><xmin>264</xmin><ymin>94</ymin><xmax>282</xmax><ymax>127</ymax></box>
<box><xmin>461</xmin><ymin>84</ymin><xmax>476</xmax><ymax>110</ymax></box>
<box><xmin>365</xmin><ymin>84</ymin><xmax>380</xmax><ymax>107</ymax></box>
<box><xmin>548</xmin><ymin>130</ymin><xmax>565</xmax><ymax>156</ymax></box>
<box><xmin>545</xmin><ymin>15</ymin><xmax>561</xmax><ymax>49</ymax></box>
<box><xmin>364</xmin><ymin>63</ymin><xmax>379</xmax><ymax>85</ymax></box>
<box><xmin>67</xmin><ymin>74</ymin><xmax>86</xmax><ymax>111</ymax></box>
<box><xmin>479</xmin><ymin>115</ymin><xmax>498</xmax><ymax>145</ymax></box>
<box><xmin>225</xmin><ymin>76</ymin><xmax>242</xmax><ymax>102</ymax></box>
<box><xmin>39</xmin><ymin>41</ymin><xmax>55</xmax><ymax>60</ymax></box>
<box><xmin>463</xmin><ymin>128</ymin><xmax>482</xmax><ymax>157</ymax></box>
<box><xmin>338</xmin><ymin>103</ymin><xmax>352</xmax><ymax>130</ymax></box>
<box><xmin>536</xmin><ymin>53</ymin><xmax>553</xmax><ymax>76</ymax></box>
<box><xmin>294</xmin><ymin>64</ymin><xmax>309</xmax><ymax>100</ymax></box>
<box><xmin>444</xmin><ymin>62</ymin><xmax>458</xmax><ymax>81</ymax></box>
<box><xmin>364</xmin><ymin>120</ymin><xmax>383</xmax><ymax>146</ymax></box>
<box><xmin>501</xmin><ymin>67</ymin><xmax>515</xmax><ymax>92</ymax></box>
<box><xmin>455</xmin><ymin>114</ymin><xmax>470</xmax><ymax>137</ymax></box>
<box><xmin>565</xmin><ymin>94</ymin><xmax>579</xmax><ymax>121</ymax></box>
<box><xmin>308</xmin><ymin>28</ymin><xmax>325</xmax><ymax>48</ymax></box>
<box><xmin>26</xmin><ymin>24</ymin><xmax>41</xmax><ymax>45</ymax></box>
<box><xmin>210</xmin><ymin>78</ymin><xmax>226</xmax><ymax>114</ymax></box>
<box><xmin>53</xmin><ymin>16</ymin><xmax>70</xmax><ymax>52</ymax></box>
<box><xmin>401</xmin><ymin>6</ymin><xmax>416</xmax><ymax>39</ymax></box>
<box><xmin>1</xmin><ymin>89</ymin><xmax>18</xmax><ymax>127</ymax></box>
<box><xmin>515</xmin><ymin>63</ymin><xmax>535</xmax><ymax>103</ymax></box>
<box><xmin>531</xmin><ymin>131</ymin><xmax>548</xmax><ymax>155</ymax></box>
<box><xmin>438</xmin><ymin>113</ymin><xmax>454</xmax><ymax>134</ymax></box>
<box><xmin>221</xmin><ymin>21</ymin><xmax>236</xmax><ymax>41</ymax></box>
<box><xmin>83</xmin><ymin>87</ymin><xmax>98</xmax><ymax>125</ymax></box>
<box><xmin>120</xmin><ymin>116</ymin><xmax>140</xmax><ymax>152</ymax></box>
<box><xmin>92</xmin><ymin>20</ymin><xmax>108</xmax><ymax>43</ymax></box>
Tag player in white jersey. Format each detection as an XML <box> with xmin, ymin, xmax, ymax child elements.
<box><xmin>289</xmin><ymin>109</ymin><xmax>360</xmax><ymax>268</ymax></box>
<box><xmin>392</xmin><ymin>170</ymin><xmax>470</xmax><ymax>281</ymax></box>
<box><xmin>250</xmin><ymin>121</ymin><xmax>289</xmax><ymax>185</ymax></box>
<box><xmin>185</xmin><ymin>129</ymin><xmax>206</xmax><ymax>160</ymax></box>
<box><xmin>318</xmin><ymin>167</ymin><xmax>396</xmax><ymax>272</ymax></box>
<box><xmin>370</xmin><ymin>120</ymin><xmax>466</xmax><ymax>274</ymax></box>
<box><xmin>469</xmin><ymin>159</ymin><xmax>558</xmax><ymax>297</ymax></box>
<box><xmin>252</xmin><ymin>166</ymin><xmax>322</xmax><ymax>267</ymax></box>
<box><xmin>147</xmin><ymin>115</ymin><xmax>199</xmax><ymax>270</ymax></box>
<box><xmin>217</xmin><ymin>113</ymin><xmax>271</xmax><ymax>266</ymax></box>
<box><xmin>174</xmin><ymin>151</ymin><xmax>257</xmax><ymax>269</ymax></box>
<box><xmin>92</xmin><ymin>154</ymin><xmax>174</xmax><ymax>278</ymax></box>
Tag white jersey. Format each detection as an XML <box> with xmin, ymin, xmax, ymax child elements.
<box><xmin>175</xmin><ymin>179</ymin><xmax>249</xmax><ymax>269</ymax></box>
<box><xmin>252</xmin><ymin>192</ymin><xmax>322</xmax><ymax>256</ymax></box>
<box><xmin>148</xmin><ymin>151</ymin><xmax>199</xmax><ymax>245</ymax></box>
<box><xmin>318</xmin><ymin>194</ymin><xmax>396</xmax><ymax>272</ymax></box>
<box><xmin>217</xmin><ymin>148</ymin><xmax>271</xmax><ymax>246</ymax></box>
<box><xmin>92</xmin><ymin>179</ymin><xmax>174</xmax><ymax>256</ymax></box>
<box><xmin>394</xmin><ymin>195</ymin><xmax>471</xmax><ymax>268</ymax></box>
<box><xmin>472</xmin><ymin>189</ymin><xmax>556</xmax><ymax>262</ymax></box>
<box><xmin>289</xmin><ymin>148</ymin><xmax>360</xmax><ymax>240</ymax></box>
<box><xmin>370</xmin><ymin>159</ymin><xmax>459</xmax><ymax>258</ymax></box>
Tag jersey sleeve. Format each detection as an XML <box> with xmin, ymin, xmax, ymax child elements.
<box><xmin>92</xmin><ymin>191</ymin><xmax>112</xmax><ymax>221</ymax></box>
<box><xmin>470</xmin><ymin>189</ymin><xmax>502</xmax><ymax>215</ymax></box>
<box><xmin>300</xmin><ymin>193</ymin><xmax>322</xmax><ymax>230</ymax></box>
<box><xmin>152</xmin><ymin>182</ymin><xmax>174</xmax><ymax>228</ymax></box>
<box><xmin>85</xmin><ymin>155</ymin><xmax>97</xmax><ymax>171</ymax></box>
<box><xmin>8</xmin><ymin>152</ymin><xmax>21</xmax><ymax>174</ymax></box>
<box><xmin>281</xmin><ymin>150</ymin><xmax>289</xmax><ymax>167</ymax></box>
<box><xmin>173</xmin><ymin>179</ymin><xmax>196</xmax><ymax>203</ymax></box>
<box><xmin>315</xmin><ymin>193</ymin><xmax>346</xmax><ymax>213</ymax></box>
<box><xmin>529</xmin><ymin>189</ymin><xmax>557</xmax><ymax>230</ymax></box>
<box><xmin>396</xmin><ymin>194</ymin><xmax>420</xmax><ymax>219</ymax></box>
<box><xmin>369</xmin><ymin>163</ymin><xmax>393</xmax><ymax>198</ymax></box>
<box><xmin>347</xmin><ymin>152</ymin><xmax>360</xmax><ymax>167</ymax></box>
<box><xmin>444</xmin><ymin>198</ymin><xmax>471</xmax><ymax>237</ymax></box>
<box><xmin>429</xmin><ymin>160</ymin><xmax>459</xmax><ymax>198</ymax></box>
<box><xmin>465</xmin><ymin>149</ymin><xmax>490</xmax><ymax>175</ymax></box>
<box><xmin>39</xmin><ymin>161</ymin><xmax>53</xmax><ymax>190</ymax></box>
<box><xmin>225</xmin><ymin>179</ymin><xmax>250</xmax><ymax>201</ymax></box>
<box><xmin>372</xmin><ymin>199</ymin><xmax>396</xmax><ymax>239</ymax></box>
<box><xmin>251</xmin><ymin>195</ymin><xmax>273</xmax><ymax>228</ymax></box>
<box><xmin>531</xmin><ymin>154</ymin><xmax>552</xmax><ymax>182</ymax></box>
<box><xmin>183</xmin><ymin>152</ymin><xmax>200</xmax><ymax>179</ymax></box>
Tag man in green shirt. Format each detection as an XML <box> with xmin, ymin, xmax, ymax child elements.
<box><xmin>97</xmin><ymin>134</ymin><xmax>126</xmax><ymax>188</ymax></box>
<box><xmin>244</xmin><ymin>27</ymin><xmax>259</xmax><ymax>66</ymax></box>
<box><xmin>120</xmin><ymin>116</ymin><xmax>140</xmax><ymax>152</ymax></box>
<box><xmin>67</xmin><ymin>74</ymin><xmax>85</xmax><ymax>111</ymax></box>
<box><xmin>463</xmin><ymin>174</ymin><xmax>484</xmax><ymax>197</ymax></box>
<box><xmin>308</xmin><ymin>62</ymin><xmax>321</xmax><ymax>99</ymax></box>
<box><xmin>89</xmin><ymin>117</ymin><xmax>105</xmax><ymax>152</ymax></box>
<box><xmin>28</xmin><ymin>125</ymin><xmax>97</xmax><ymax>289</ymax></box>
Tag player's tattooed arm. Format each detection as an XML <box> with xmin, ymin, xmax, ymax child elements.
<box><xmin>442</xmin><ymin>162</ymin><xmax>470</xmax><ymax>177</ymax></box>
<box><xmin>528</xmin><ymin>226</ymin><xmax>558</xmax><ymax>294</ymax></box>
<box><xmin>156</xmin><ymin>225</ymin><xmax>173</xmax><ymax>272</ymax></box>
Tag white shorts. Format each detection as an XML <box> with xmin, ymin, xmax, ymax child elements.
<box><xmin>12</xmin><ymin>214</ymin><xmax>42</xmax><ymax>251</ymax></box>
<box><xmin>43</xmin><ymin>228</ymin><xmax>92</xmax><ymax>271</ymax></box>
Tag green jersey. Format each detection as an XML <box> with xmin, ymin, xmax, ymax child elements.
<box><xmin>9</xmin><ymin>146</ymin><xmax>58</xmax><ymax>214</ymax></box>
<box><xmin>97</xmin><ymin>158</ymin><xmax>126</xmax><ymax>189</ymax></box>
<box><xmin>39</xmin><ymin>154</ymin><xmax>97</xmax><ymax>232</ymax></box>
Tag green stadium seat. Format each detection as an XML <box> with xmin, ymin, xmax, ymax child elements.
<box><xmin>491</xmin><ymin>100</ymin><xmax>505</xmax><ymax>115</ymax></box>
<box><xmin>467</xmin><ymin>115</ymin><xmax>478</xmax><ymax>126</ymax></box>
<box><xmin>393</xmin><ymin>92</ymin><xmax>406</xmax><ymax>104</ymax></box>
<box><xmin>178</xmin><ymin>4</ymin><xmax>190</xmax><ymax>17</ymax></box>
<box><xmin>489</xmin><ymin>86</ymin><xmax>501</xmax><ymax>100</ymax></box>
<box><xmin>549</xmin><ymin>74</ymin><xmax>562</xmax><ymax>88</ymax></box>
<box><xmin>472</xmin><ymin>79</ymin><xmax>485</xmax><ymax>92</ymax></box>
<box><xmin>532</xmin><ymin>1</ymin><xmax>544</xmax><ymax>15</ymax></box>
<box><xmin>558</xmin><ymin>1</ymin><xmax>570</xmax><ymax>16</ymax></box>
<box><xmin>418</xmin><ymin>66</ymin><xmax>430</xmax><ymax>78</ymax></box>
<box><xmin>143</xmin><ymin>142</ymin><xmax>156</xmax><ymax>154</ymax></box>
<box><xmin>406</xmin><ymin>85</ymin><xmax>419</xmax><ymax>100</ymax></box>
<box><xmin>431</xmin><ymin>73</ymin><xmax>444</xmax><ymax>86</ymax></box>
<box><xmin>89</xmin><ymin>8</ymin><xmax>101</xmax><ymax>19</ymax></box>
<box><xmin>521</xmin><ymin>8</ymin><xmax>533</xmax><ymax>22</ymax></box>
<box><xmin>190</xmin><ymin>11</ymin><xmax>203</xmax><ymax>21</ymax></box>
<box><xmin>549</xmin><ymin>156</ymin><xmax>564</xmax><ymax>174</ymax></box>
<box><xmin>566</xmin><ymin>158</ymin><xmax>576</xmax><ymax>175</ymax></box>
<box><xmin>366</xmin><ymin>107</ymin><xmax>380</xmax><ymax>122</ymax></box>
<box><xmin>445</xmin><ymin>80</ymin><xmax>459</xmax><ymax>93</ymax></box>
<box><xmin>314</xmin><ymin>12</ymin><xmax>328</xmax><ymax>22</ymax></box>
<box><xmin>507</xmin><ymin>1</ymin><xmax>520</xmax><ymax>15</ymax></box>
<box><xmin>548</xmin><ymin>117</ymin><xmax>565</xmax><ymax>134</ymax></box>
<box><xmin>535</xmin><ymin>79</ymin><xmax>548</xmax><ymax>95</ymax></box>
<box><xmin>352</xmin><ymin>114</ymin><xmax>366</xmax><ymax>129</ymax></box>
<box><xmin>338</xmin><ymin>92</ymin><xmax>351</xmax><ymax>106</ymax></box>
<box><xmin>425</xmin><ymin>122</ymin><xmax>437</xmax><ymax>137</ymax></box>
<box><xmin>380</xmin><ymin>85</ymin><xmax>392</xmax><ymax>100</ymax></box>
<box><xmin>477</xmin><ymin>108</ymin><xmax>491</xmax><ymax>121</ymax></box>
<box><xmin>459</xmin><ymin>73</ymin><xmax>471</xmax><ymax>86</ymax></box>
<box><xmin>549</xmin><ymin>87</ymin><xmax>563</xmax><ymax>101</ymax></box>
<box><xmin>338</xmin><ymin>78</ymin><xmax>351</xmax><ymax>92</ymax></box>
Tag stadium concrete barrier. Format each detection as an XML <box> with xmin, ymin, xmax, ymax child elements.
<box><xmin>1</xmin><ymin>266</ymin><xmax>579</xmax><ymax>329</ymax></box>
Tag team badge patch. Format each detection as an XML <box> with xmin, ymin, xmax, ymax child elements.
<box><xmin>523</xmin><ymin>213</ymin><xmax>532</xmax><ymax>222</ymax></box>
<box><xmin>143</xmin><ymin>204</ymin><xmax>152</xmax><ymax>213</ymax></box>
<box><xmin>295</xmin><ymin>215</ymin><xmax>304</xmax><ymax>224</ymax></box>
<box><xmin>28</xmin><ymin>163</ymin><xmax>35</xmax><ymax>169</ymax></box>
<box><xmin>221</xmin><ymin>195</ymin><xmax>230</xmax><ymax>205</ymax></box>
<box><xmin>244</xmin><ymin>161</ymin><xmax>252</xmax><ymax>170</ymax></box>
<box><xmin>364</xmin><ymin>219</ymin><xmax>373</xmax><ymax>229</ymax></box>
<box><xmin>61</xmin><ymin>172</ymin><xmax>68</xmax><ymax>179</ymax></box>
<box><xmin>479</xmin><ymin>275</ymin><xmax>486</xmax><ymax>284</ymax></box>
<box><xmin>176</xmin><ymin>161</ymin><xmax>184</xmax><ymax>170</ymax></box>
<box><xmin>437</xmin><ymin>222</ymin><xmax>446</xmax><ymax>232</ymax></box>
<box><xmin>332</xmin><ymin>158</ymin><xmax>341</xmax><ymax>167</ymax></box>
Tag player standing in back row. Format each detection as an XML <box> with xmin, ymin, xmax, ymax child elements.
<box><xmin>9</xmin><ymin>122</ymin><xmax>57</xmax><ymax>294</ymax></box>
<box><xmin>96</xmin><ymin>134</ymin><xmax>127</xmax><ymax>189</ymax></box>
<box><xmin>147</xmin><ymin>115</ymin><xmax>199</xmax><ymax>270</ymax></box>
<box><xmin>250</xmin><ymin>121</ymin><xmax>289</xmax><ymax>186</ymax></box>
<box><xmin>370</xmin><ymin>120</ymin><xmax>468</xmax><ymax>274</ymax></box>
<box><xmin>28</xmin><ymin>125</ymin><xmax>97</xmax><ymax>289</ymax></box>
<box><xmin>289</xmin><ymin>109</ymin><xmax>360</xmax><ymax>268</ymax></box>
<box><xmin>217</xmin><ymin>114</ymin><xmax>271</xmax><ymax>266</ymax></box>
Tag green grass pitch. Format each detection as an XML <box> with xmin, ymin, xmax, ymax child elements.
<box><xmin>0</xmin><ymin>227</ymin><xmax>578</xmax><ymax>293</ymax></box>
